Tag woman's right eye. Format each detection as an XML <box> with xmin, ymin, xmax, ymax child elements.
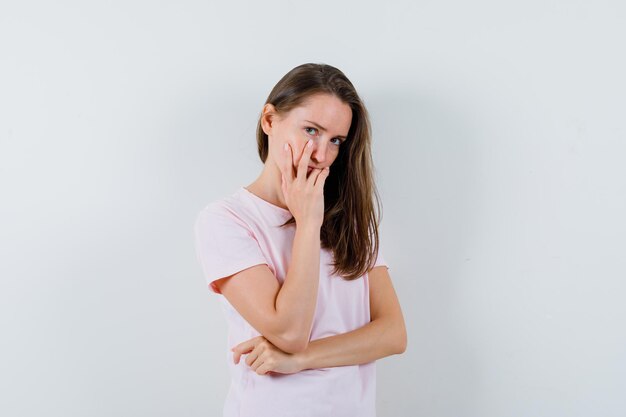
<box><xmin>304</xmin><ymin>127</ymin><xmax>318</xmax><ymax>136</ymax></box>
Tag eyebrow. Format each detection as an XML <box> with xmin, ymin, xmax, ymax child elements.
<box><xmin>303</xmin><ymin>120</ymin><xmax>348</xmax><ymax>140</ymax></box>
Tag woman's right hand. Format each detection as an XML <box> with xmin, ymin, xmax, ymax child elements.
<box><xmin>280</xmin><ymin>139</ymin><xmax>330</xmax><ymax>228</ymax></box>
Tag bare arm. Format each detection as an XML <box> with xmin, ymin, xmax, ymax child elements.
<box><xmin>295</xmin><ymin>265</ymin><xmax>407</xmax><ymax>369</ymax></box>
<box><xmin>274</xmin><ymin>223</ymin><xmax>321</xmax><ymax>351</ymax></box>
<box><xmin>295</xmin><ymin>317</ymin><xmax>406</xmax><ymax>370</ymax></box>
<box><xmin>218</xmin><ymin>140</ymin><xmax>328</xmax><ymax>354</ymax></box>
<box><xmin>217</xmin><ymin>222</ymin><xmax>321</xmax><ymax>354</ymax></box>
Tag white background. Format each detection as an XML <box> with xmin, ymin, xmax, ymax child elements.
<box><xmin>1</xmin><ymin>1</ymin><xmax>625</xmax><ymax>416</ymax></box>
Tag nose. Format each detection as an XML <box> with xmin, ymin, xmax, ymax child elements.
<box><xmin>310</xmin><ymin>140</ymin><xmax>327</xmax><ymax>165</ymax></box>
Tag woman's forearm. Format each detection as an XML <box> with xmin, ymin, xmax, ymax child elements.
<box><xmin>296</xmin><ymin>318</ymin><xmax>405</xmax><ymax>370</ymax></box>
<box><xmin>274</xmin><ymin>223</ymin><xmax>321</xmax><ymax>350</ymax></box>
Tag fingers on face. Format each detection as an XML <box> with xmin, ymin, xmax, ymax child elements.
<box><xmin>297</xmin><ymin>139</ymin><xmax>314</xmax><ymax>180</ymax></box>
<box><xmin>283</xmin><ymin>142</ymin><xmax>294</xmax><ymax>182</ymax></box>
<box><xmin>313</xmin><ymin>167</ymin><xmax>330</xmax><ymax>189</ymax></box>
<box><xmin>283</xmin><ymin>139</ymin><xmax>321</xmax><ymax>184</ymax></box>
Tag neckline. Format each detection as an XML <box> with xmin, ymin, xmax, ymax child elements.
<box><xmin>240</xmin><ymin>186</ymin><xmax>292</xmax><ymax>215</ymax></box>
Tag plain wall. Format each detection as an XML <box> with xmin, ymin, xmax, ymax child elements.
<box><xmin>1</xmin><ymin>1</ymin><xmax>624</xmax><ymax>416</ymax></box>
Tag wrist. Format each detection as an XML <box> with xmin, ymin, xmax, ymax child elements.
<box><xmin>294</xmin><ymin>349</ymin><xmax>310</xmax><ymax>372</ymax></box>
<box><xmin>296</xmin><ymin>222</ymin><xmax>321</xmax><ymax>236</ymax></box>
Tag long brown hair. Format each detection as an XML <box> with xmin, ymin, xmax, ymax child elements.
<box><xmin>255</xmin><ymin>63</ymin><xmax>384</xmax><ymax>281</ymax></box>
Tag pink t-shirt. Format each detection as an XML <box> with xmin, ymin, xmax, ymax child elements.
<box><xmin>194</xmin><ymin>186</ymin><xmax>389</xmax><ymax>417</ymax></box>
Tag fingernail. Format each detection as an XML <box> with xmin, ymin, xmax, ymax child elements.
<box><xmin>307</xmin><ymin>139</ymin><xmax>313</xmax><ymax>148</ymax></box>
<box><xmin>284</xmin><ymin>143</ymin><xmax>288</xmax><ymax>152</ymax></box>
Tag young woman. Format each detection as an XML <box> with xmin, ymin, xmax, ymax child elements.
<box><xmin>194</xmin><ymin>63</ymin><xmax>407</xmax><ymax>417</ymax></box>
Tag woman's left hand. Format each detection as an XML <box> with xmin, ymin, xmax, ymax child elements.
<box><xmin>231</xmin><ymin>336</ymin><xmax>304</xmax><ymax>376</ymax></box>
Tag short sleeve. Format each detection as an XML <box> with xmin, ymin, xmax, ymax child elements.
<box><xmin>370</xmin><ymin>225</ymin><xmax>390</xmax><ymax>270</ymax></box>
<box><xmin>373</xmin><ymin>248</ymin><xmax>388</xmax><ymax>268</ymax></box>
<box><xmin>194</xmin><ymin>205</ymin><xmax>269</xmax><ymax>294</ymax></box>
<box><xmin>373</xmin><ymin>246</ymin><xmax>390</xmax><ymax>270</ymax></box>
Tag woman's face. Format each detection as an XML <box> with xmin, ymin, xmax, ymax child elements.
<box><xmin>262</xmin><ymin>93</ymin><xmax>352</xmax><ymax>176</ymax></box>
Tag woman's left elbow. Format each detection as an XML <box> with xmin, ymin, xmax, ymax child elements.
<box><xmin>395</xmin><ymin>340</ymin><xmax>407</xmax><ymax>354</ymax></box>
<box><xmin>395</xmin><ymin>328</ymin><xmax>407</xmax><ymax>354</ymax></box>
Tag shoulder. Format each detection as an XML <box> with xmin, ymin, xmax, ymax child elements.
<box><xmin>196</xmin><ymin>189</ymin><xmax>248</xmax><ymax>222</ymax></box>
<box><xmin>196</xmin><ymin>199</ymin><xmax>248</xmax><ymax>231</ymax></box>
<box><xmin>195</xmin><ymin>189</ymin><xmax>267</xmax><ymax>241</ymax></box>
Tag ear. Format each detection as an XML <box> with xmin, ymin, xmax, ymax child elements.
<box><xmin>261</xmin><ymin>103</ymin><xmax>278</xmax><ymax>135</ymax></box>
